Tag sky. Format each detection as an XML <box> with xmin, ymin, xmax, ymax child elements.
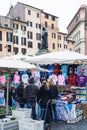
<box><xmin>0</xmin><ymin>0</ymin><xmax>87</xmax><ymax>33</ymax></box>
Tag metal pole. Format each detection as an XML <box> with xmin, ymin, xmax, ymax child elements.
<box><xmin>6</xmin><ymin>71</ymin><xmax>9</xmax><ymax>116</ymax></box>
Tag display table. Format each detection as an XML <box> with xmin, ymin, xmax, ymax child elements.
<box><xmin>56</xmin><ymin>100</ymin><xmax>83</xmax><ymax>123</ymax></box>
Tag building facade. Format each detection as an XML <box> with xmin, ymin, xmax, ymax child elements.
<box><xmin>67</xmin><ymin>5</ymin><xmax>87</xmax><ymax>55</ymax></box>
<box><xmin>58</xmin><ymin>32</ymin><xmax>74</xmax><ymax>51</ymax></box>
<box><xmin>0</xmin><ymin>2</ymin><xmax>73</xmax><ymax>57</ymax></box>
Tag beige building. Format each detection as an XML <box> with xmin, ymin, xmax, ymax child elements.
<box><xmin>0</xmin><ymin>16</ymin><xmax>13</xmax><ymax>56</ymax></box>
<box><xmin>7</xmin><ymin>2</ymin><xmax>42</xmax><ymax>55</ymax></box>
<box><xmin>0</xmin><ymin>15</ymin><xmax>28</xmax><ymax>56</ymax></box>
<box><xmin>58</xmin><ymin>32</ymin><xmax>74</xmax><ymax>51</ymax></box>
<box><xmin>0</xmin><ymin>2</ymin><xmax>73</xmax><ymax>57</ymax></box>
<box><xmin>67</xmin><ymin>5</ymin><xmax>87</xmax><ymax>55</ymax></box>
<box><xmin>7</xmin><ymin>2</ymin><xmax>59</xmax><ymax>54</ymax></box>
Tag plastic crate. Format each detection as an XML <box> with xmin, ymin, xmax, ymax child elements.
<box><xmin>0</xmin><ymin>120</ymin><xmax>19</xmax><ymax>130</ymax></box>
<box><xmin>12</xmin><ymin>108</ymin><xmax>32</xmax><ymax>119</ymax></box>
<box><xmin>19</xmin><ymin>118</ymin><xmax>44</xmax><ymax>130</ymax></box>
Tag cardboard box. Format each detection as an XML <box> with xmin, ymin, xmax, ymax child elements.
<box><xmin>81</xmin><ymin>104</ymin><xmax>87</xmax><ymax>118</ymax></box>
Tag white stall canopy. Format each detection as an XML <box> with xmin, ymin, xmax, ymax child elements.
<box><xmin>0</xmin><ymin>58</ymin><xmax>37</xmax><ymax>70</ymax></box>
<box><xmin>24</xmin><ymin>50</ymin><xmax>87</xmax><ymax>64</ymax></box>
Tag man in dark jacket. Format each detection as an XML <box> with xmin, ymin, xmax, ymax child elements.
<box><xmin>23</xmin><ymin>77</ymin><xmax>38</xmax><ymax>119</ymax></box>
<box><xmin>15</xmin><ymin>81</ymin><xmax>25</xmax><ymax>108</ymax></box>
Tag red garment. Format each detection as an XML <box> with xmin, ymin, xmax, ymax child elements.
<box><xmin>68</xmin><ymin>74</ymin><xmax>77</xmax><ymax>87</ymax></box>
<box><xmin>54</xmin><ymin>64</ymin><xmax>61</xmax><ymax>76</ymax></box>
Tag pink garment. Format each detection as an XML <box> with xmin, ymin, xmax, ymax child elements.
<box><xmin>58</xmin><ymin>74</ymin><xmax>65</xmax><ymax>85</ymax></box>
<box><xmin>14</xmin><ymin>75</ymin><xmax>20</xmax><ymax>84</ymax></box>
<box><xmin>0</xmin><ymin>75</ymin><xmax>7</xmax><ymax>85</ymax></box>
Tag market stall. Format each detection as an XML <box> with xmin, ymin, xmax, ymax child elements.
<box><xmin>23</xmin><ymin>50</ymin><xmax>87</xmax><ymax>123</ymax></box>
<box><xmin>0</xmin><ymin>58</ymin><xmax>40</xmax><ymax>116</ymax></box>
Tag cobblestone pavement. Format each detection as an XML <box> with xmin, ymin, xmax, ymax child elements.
<box><xmin>50</xmin><ymin>118</ymin><xmax>87</xmax><ymax>130</ymax></box>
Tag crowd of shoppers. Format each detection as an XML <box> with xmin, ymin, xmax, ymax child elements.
<box><xmin>4</xmin><ymin>77</ymin><xmax>58</xmax><ymax>130</ymax></box>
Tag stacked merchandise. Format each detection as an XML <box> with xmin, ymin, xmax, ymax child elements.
<box><xmin>76</xmin><ymin>87</ymin><xmax>87</xmax><ymax>100</ymax></box>
<box><xmin>56</xmin><ymin>93</ymin><xmax>83</xmax><ymax>123</ymax></box>
<box><xmin>75</xmin><ymin>104</ymin><xmax>83</xmax><ymax>122</ymax></box>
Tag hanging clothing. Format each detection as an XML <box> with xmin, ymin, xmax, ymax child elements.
<box><xmin>77</xmin><ymin>74</ymin><xmax>87</xmax><ymax>86</ymax></box>
<box><xmin>68</xmin><ymin>74</ymin><xmax>77</xmax><ymax>87</ymax></box>
<box><xmin>57</xmin><ymin>74</ymin><xmax>65</xmax><ymax>85</ymax></box>
<box><xmin>0</xmin><ymin>75</ymin><xmax>7</xmax><ymax>85</ymax></box>
<box><xmin>54</xmin><ymin>64</ymin><xmax>61</xmax><ymax>76</ymax></box>
<box><xmin>62</xmin><ymin>64</ymin><xmax>68</xmax><ymax>79</ymax></box>
<box><xmin>77</xmin><ymin>64</ymin><xmax>87</xmax><ymax>76</ymax></box>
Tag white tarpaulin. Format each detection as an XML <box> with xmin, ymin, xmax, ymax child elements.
<box><xmin>1</xmin><ymin>55</ymin><xmax>50</xmax><ymax>72</ymax></box>
<box><xmin>0</xmin><ymin>59</ymin><xmax>37</xmax><ymax>70</ymax></box>
<box><xmin>24</xmin><ymin>50</ymin><xmax>87</xmax><ymax>64</ymax></box>
<box><xmin>2</xmin><ymin>54</ymin><xmax>32</xmax><ymax>60</ymax></box>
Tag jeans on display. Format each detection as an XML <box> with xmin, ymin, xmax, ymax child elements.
<box><xmin>27</xmin><ymin>99</ymin><xmax>36</xmax><ymax>119</ymax></box>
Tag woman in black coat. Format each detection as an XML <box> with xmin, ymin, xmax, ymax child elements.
<box><xmin>37</xmin><ymin>80</ymin><xmax>51</xmax><ymax>130</ymax></box>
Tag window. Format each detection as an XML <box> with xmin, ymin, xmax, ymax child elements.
<box><xmin>37</xmin><ymin>13</ymin><xmax>39</xmax><ymax>18</ymax></box>
<box><xmin>36</xmin><ymin>23</ymin><xmax>41</xmax><ymax>29</ymax></box>
<box><xmin>45</xmin><ymin>13</ymin><xmax>49</xmax><ymax>19</ymax></box>
<box><xmin>21</xmin><ymin>25</ymin><xmax>26</xmax><ymax>31</ymax></box>
<box><xmin>58</xmin><ymin>43</ymin><xmax>61</xmax><ymax>48</ymax></box>
<box><xmin>52</xmin><ymin>16</ymin><xmax>55</xmax><ymax>21</ymax></box>
<box><xmin>76</xmin><ymin>48</ymin><xmax>81</xmax><ymax>53</ymax></box>
<box><xmin>52</xmin><ymin>43</ymin><xmax>55</xmax><ymax>49</ymax></box>
<box><xmin>13</xmin><ymin>36</ymin><xmax>18</xmax><ymax>44</ymax></box>
<box><xmin>8</xmin><ymin>45</ymin><xmax>11</xmax><ymax>52</ymax></box>
<box><xmin>58</xmin><ymin>35</ymin><xmax>61</xmax><ymax>40</ymax></box>
<box><xmin>27</xmin><ymin>31</ymin><xmax>33</xmax><ymax>39</ymax></box>
<box><xmin>52</xmin><ymin>33</ymin><xmax>56</xmax><ymax>38</ymax></box>
<box><xmin>28</xmin><ymin>41</ymin><xmax>33</xmax><ymax>48</ymax></box>
<box><xmin>13</xmin><ymin>23</ymin><xmax>18</xmax><ymax>29</ymax></box>
<box><xmin>21</xmin><ymin>37</ymin><xmax>26</xmax><ymax>46</ymax></box>
<box><xmin>51</xmin><ymin>24</ymin><xmax>54</xmax><ymax>29</ymax></box>
<box><xmin>27</xmin><ymin>21</ymin><xmax>32</xmax><ymax>27</ymax></box>
<box><xmin>0</xmin><ymin>31</ymin><xmax>2</xmax><ymax>40</ymax></box>
<box><xmin>13</xmin><ymin>47</ymin><xmax>19</xmax><ymax>54</ymax></box>
<box><xmin>0</xmin><ymin>44</ymin><xmax>2</xmax><ymax>51</ymax></box>
<box><xmin>21</xmin><ymin>48</ymin><xmax>26</xmax><ymax>55</ymax></box>
<box><xmin>37</xmin><ymin>43</ymin><xmax>41</xmax><ymax>49</ymax></box>
<box><xmin>36</xmin><ymin>33</ymin><xmax>41</xmax><ymax>40</ymax></box>
<box><xmin>77</xmin><ymin>31</ymin><xmax>80</xmax><ymax>41</ymax></box>
<box><xmin>28</xmin><ymin>10</ymin><xmax>31</xmax><ymax>15</ymax></box>
<box><xmin>6</xmin><ymin>32</ymin><xmax>12</xmax><ymax>42</ymax></box>
<box><xmin>64</xmin><ymin>36</ymin><xmax>67</xmax><ymax>41</ymax></box>
<box><xmin>45</xmin><ymin>22</ymin><xmax>48</xmax><ymax>28</ymax></box>
<box><xmin>64</xmin><ymin>44</ymin><xmax>67</xmax><ymax>49</ymax></box>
